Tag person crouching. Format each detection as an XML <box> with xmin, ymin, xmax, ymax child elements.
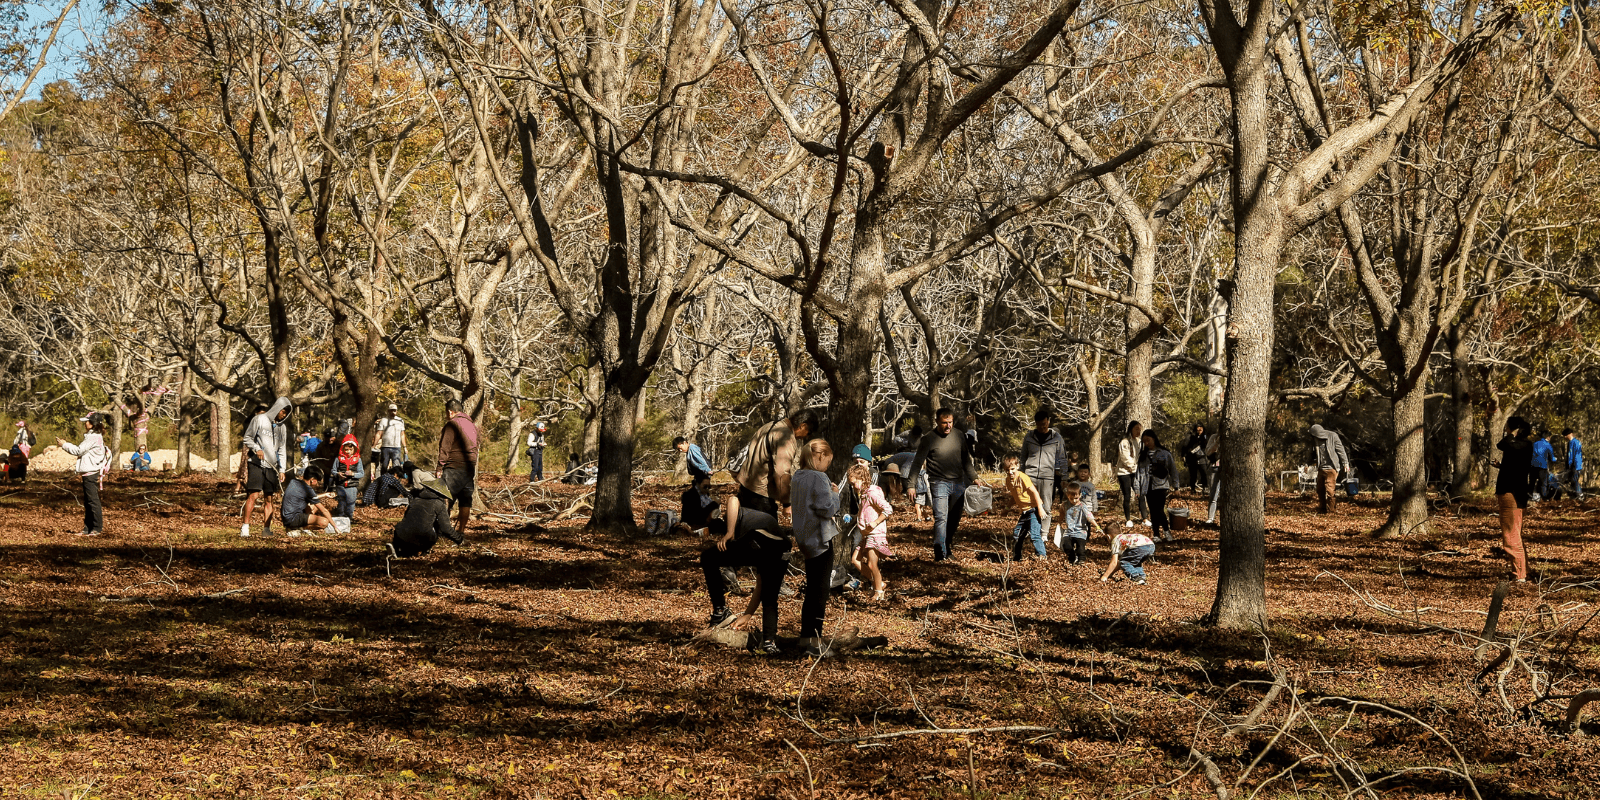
<box><xmin>391</xmin><ymin>470</ymin><xmax>465</xmax><ymax>557</ymax></box>
<box><xmin>281</xmin><ymin>467</ymin><xmax>337</xmax><ymax>536</ymax></box>
<box><xmin>699</xmin><ymin>508</ymin><xmax>792</xmax><ymax>656</ymax></box>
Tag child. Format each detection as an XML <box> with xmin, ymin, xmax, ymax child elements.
<box><xmin>1101</xmin><ymin>528</ymin><xmax>1157</xmax><ymax>585</ymax></box>
<box><xmin>328</xmin><ymin>434</ymin><xmax>365</xmax><ymax>519</ymax></box>
<box><xmin>1074</xmin><ymin>463</ymin><xmax>1097</xmax><ymax>512</ymax></box>
<box><xmin>1061</xmin><ymin>482</ymin><xmax>1103</xmax><ymax>565</ymax></box>
<box><xmin>281</xmin><ymin>467</ymin><xmax>337</xmax><ymax>536</ymax></box>
<box><xmin>1003</xmin><ymin>455</ymin><xmax>1048</xmax><ymax>561</ymax></box>
<box><xmin>58</xmin><ymin>412</ymin><xmax>111</xmax><ymax>536</ymax></box>
<box><xmin>849</xmin><ymin>462</ymin><xmax>894</xmax><ymax>601</ymax></box>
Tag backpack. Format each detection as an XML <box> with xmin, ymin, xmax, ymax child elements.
<box><xmin>725</xmin><ymin>442</ymin><xmax>750</xmax><ymax>475</ymax></box>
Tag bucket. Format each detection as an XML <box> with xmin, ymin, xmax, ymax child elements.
<box><xmin>1170</xmin><ymin>507</ymin><xmax>1191</xmax><ymax>532</ymax></box>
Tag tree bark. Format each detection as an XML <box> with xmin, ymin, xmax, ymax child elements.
<box><xmin>504</xmin><ymin>373</ymin><xmax>525</xmax><ymax>475</ymax></box>
<box><xmin>590</xmin><ymin>381</ymin><xmax>641</xmax><ymax>530</ymax></box>
<box><xmin>1378</xmin><ymin>371</ymin><xmax>1430</xmax><ymax>538</ymax></box>
<box><xmin>176</xmin><ymin>368</ymin><xmax>193</xmax><ymax>476</ymax></box>
<box><xmin>1123</xmin><ymin>246</ymin><xmax>1156</xmax><ymax>428</ymax></box>
<box><xmin>1447</xmin><ymin>327</ymin><xmax>1476</xmax><ymax>497</ymax></box>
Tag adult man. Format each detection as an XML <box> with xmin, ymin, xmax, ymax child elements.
<box><xmin>241</xmin><ymin>396</ymin><xmax>293</xmax><ymax>538</ymax></box>
<box><xmin>728</xmin><ymin>409</ymin><xmax>818</xmax><ymax>532</ymax></box>
<box><xmin>675</xmin><ymin>435</ymin><xmax>713</xmax><ymax>482</ymax></box>
<box><xmin>909</xmin><ymin>408</ymin><xmax>983</xmax><ymax>561</ymax></box>
<box><xmin>527</xmin><ymin>421</ymin><xmax>548</xmax><ymax>482</ymax></box>
<box><xmin>1530</xmin><ymin>430</ymin><xmax>1555</xmax><ymax>502</ymax></box>
<box><xmin>437</xmin><ymin>398</ymin><xmax>480</xmax><ymax>537</ymax></box>
<box><xmin>373</xmin><ymin>404</ymin><xmax>408</xmax><ymax>473</ymax></box>
<box><xmin>1566</xmin><ymin>428</ymin><xmax>1585</xmax><ymax>499</ymax></box>
<box><xmin>1309</xmin><ymin>424</ymin><xmax>1351</xmax><ymax>513</ymax></box>
<box><xmin>1021</xmin><ymin>408</ymin><xmax>1067</xmax><ymax>516</ymax></box>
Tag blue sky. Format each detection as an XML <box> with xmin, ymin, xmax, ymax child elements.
<box><xmin>24</xmin><ymin>0</ymin><xmax>106</xmax><ymax>94</ymax></box>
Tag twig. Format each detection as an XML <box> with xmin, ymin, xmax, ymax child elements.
<box><xmin>203</xmin><ymin>588</ymin><xmax>245</xmax><ymax>599</ymax></box>
<box><xmin>783</xmin><ymin>739</ymin><xmax>815</xmax><ymax>799</ymax></box>
<box><xmin>1190</xmin><ymin>748</ymin><xmax>1229</xmax><ymax>800</ymax></box>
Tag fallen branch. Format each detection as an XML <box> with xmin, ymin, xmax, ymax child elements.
<box><xmin>1567</xmin><ymin>688</ymin><xmax>1600</xmax><ymax>734</ymax></box>
<box><xmin>1190</xmin><ymin>748</ymin><xmax>1229</xmax><ymax>800</ymax></box>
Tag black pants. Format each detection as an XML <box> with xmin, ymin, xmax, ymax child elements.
<box><xmin>1186</xmin><ymin>456</ymin><xmax>1211</xmax><ymax>490</ymax></box>
<box><xmin>701</xmin><ymin>533</ymin><xmax>790</xmax><ymax>642</ymax></box>
<box><xmin>1065</xmin><ymin>537</ymin><xmax>1086</xmax><ymax>564</ymax></box>
<box><xmin>737</xmin><ymin>486</ymin><xmax>778</xmax><ymax>516</ymax></box>
<box><xmin>800</xmin><ymin>542</ymin><xmax>834</xmax><ymax>638</ymax></box>
<box><xmin>1148</xmin><ymin>488</ymin><xmax>1170</xmax><ymax>533</ymax></box>
<box><xmin>81</xmin><ymin>475</ymin><xmax>102</xmax><ymax>533</ymax></box>
<box><xmin>529</xmin><ymin>448</ymin><xmax>543</xmax><ymax>480</ymax></box>
<box><xmin>1531</xmin><ymin>467</ymin><xmax>1549</xmax><ymax>498</ymax></box>
<box><xmin>1117</xmin><ymin>474</ymin><xmax>1148</xmax><ymax>520</ymax></box>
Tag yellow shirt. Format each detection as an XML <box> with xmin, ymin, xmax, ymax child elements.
<box><xmin>1006</xmin><ymin>472</ymin><xmax>1038</xmax><ymax>508</ymax></box>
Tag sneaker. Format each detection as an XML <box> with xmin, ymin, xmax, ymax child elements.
<box><xmin>778</xmin><ymin>582</ymin><xmax>797</xmax><ymax>598</ymax></box>
<box><xmin>287</xmin><ymin>531</ymin><xmax>300</xmax><ymax>538</ymax></box>
<box><xmin>1141</xmin><ymin>520</ymin><xmax>1153</xmax><ymax>528</ymax></box>
<box><xmin>240</xmin><ymin>524</ymin><xmax>251</xmax><ymax>538</ymax></box>
<box><xmin>707</xmin><ymin>607</ymin><xmax>732</xmax><ymax>627</ymax></box>
<box><xmin>1124</xmin><ymin>520</ymin><xmax>1134</xmax><ymax>528</ymax></box>
<box><xmin>801</xmin><ymin>638</ymin><xmax>831</xmax><ymax>658</ymax></box>
<box><xmin>1162</xmin><ymin>531</ymin><xmax>1174</xmax><ymax>542</ymax></box>
<box><xmin>757</xmin><ymin>639</ymin><xmax>780</xmax><ymax>656</ymax></box>
<box><xmin>1135</xmin><ymin>579</ymin><xmax>1147</xmax><ymax>585</ymax></box>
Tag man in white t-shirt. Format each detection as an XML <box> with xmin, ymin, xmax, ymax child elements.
<box><xmin>372</xmin><ymin>404</ymin><xmax>408</xmax><ymax>472</ymax></box>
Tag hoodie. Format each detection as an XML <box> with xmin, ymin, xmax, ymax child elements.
<box><xmin>244</xmin><ymin>397</ymin><xmax>293</xmax><ymax>472</ymax></box>
<box><xmin>1309</xmin><ymin>425</ymin><xmax>1351</xmax><ymax>475</ymax></box>
<box><xmin>330</xmin><ymin>434</ymin><xmax>365</xmax><ymax>488</ymax></box>
<box><xmin>61</xmin><ymin>432</ymin><xmax>110</xmax><ymax>476</ymax></box>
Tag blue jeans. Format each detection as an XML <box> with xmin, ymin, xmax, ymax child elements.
<box><xmin>380</xmin><ymin>447</ymin><xmax>404</xmax><ymax>472</ymax></box>
<box><xmin>1011</xmin><ymin>509</ymin><xmax>1045</xmax><ymax>559</ymax></box>
<box><xmin>929</xmin><ymin>479</ymin><xmax>967</xmax><ymax>559</ymax></box>
<box><xmin>1119</xmin><ymin>544</ymin><xmax>1155</xmax><ymax>581</ymax></box>
<box><xmin>1571</xmin><ymin>468</ymin><xmax>1585</xmax><ymax>498</ymax></box>
<box><xmin>336</xmin><ymin>486</ymin><xmax>356</xmax><ymax>518</ymax></box>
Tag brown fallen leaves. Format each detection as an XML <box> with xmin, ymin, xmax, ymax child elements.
<box><xmin>0</xmin><ymin>472</ymin><xmax>1596</xmax><ymax>799</ymax></box>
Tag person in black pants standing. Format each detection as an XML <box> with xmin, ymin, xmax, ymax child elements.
<box><xmin>1139</xmin><ymin>431</ymin><xmax>1180</xmax><ymax>542</ymax></box>
<box><xmin>59</xmin><ymin>412</ymin><xmax>111</xmax><ymax>537</ymax></box>
<box><xmin>1182</xmin><ymin>423</ymin><xmax>1211</xmax><ymax>492</ymax></box>
<box><xmin>790</xmin><ymin>440</ymin><xmax>841</xmax><ymax>656</ymax></box>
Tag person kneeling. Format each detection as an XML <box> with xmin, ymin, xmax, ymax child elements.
<box><xmin>699</xmin><ymin>508</ymin><xmax>791</xmax><ymax>656</ymax></box>
<box><xmin>282</xmin><ymin>467</ymin><xmax>337</xmax><ymax>536</ymax></box>
<box><xmin>1101</xmin><ymin>529</ymin><xmax>1156</xmax><ymax>586</ymax></box>
<box><xmin>391</xmin><ymin>470</ymin><xmax>465</xmax><ymax>557</ymax></box>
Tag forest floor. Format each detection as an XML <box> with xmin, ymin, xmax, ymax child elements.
<box><xmin>1</xmin><ymin>469</ymin><xmax>1597</xmax><ymax>799</ymax></box>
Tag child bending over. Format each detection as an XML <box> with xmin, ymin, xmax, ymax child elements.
<box><xmin>1101</xmin><ymin>529</ymin><xmax>1156</xmax><ymax>585</ymax></box>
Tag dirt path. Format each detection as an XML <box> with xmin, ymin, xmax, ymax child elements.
<box><xmin>0</xmin><ymin>471</ymin><xmax>1595</xmax><ymax>798</ymax></box>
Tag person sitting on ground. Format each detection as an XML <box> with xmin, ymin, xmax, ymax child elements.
<box><xmin>281</xmin><ymin>466</ymin><xmax>337</xmax><ymax>536</ymax></box>
<box><xmin>699</xmin><ymin>506</ymin><xmax>792</xmax><ymax>656</ymax></box>
<box><xmin>361</xmin><ymin>463</ymin><xmax>412</xmax><ymax>509</ymax></box>
<box><xmin>1003</xmin><ymin>454</ymin><xmax>1048</xmax><ymax>562</ymax></box>
<box><xmin>680</xmin><ymin>473</ymin><xmax>721</xmax><ymax>531</ymax></box>
<box><xmin>128</xmin><ymin>445</ymin><xmax>152</xmax><ymax>472</ymax></box>
<box><xmin>1101</xmin><ymin>528</ymin><xmax>1156</xmax><ymax>585</ymax></box>
<box><xmin>1061</xmin><ymin>482</ymin><xmax>1104</xmax><ymax>565</ymax></box>
<box><xmin>328</xmin><ymin>434</ymin><xmax>364</xmax><ymax>519</ymax></box>
<box><xmin>675</xmin><ymin>436</ymin><xmax>713</xmax><ymax>483</ymax></box>
<box><xmin>391</xmin><ymin>469</ymin><xmax>465</xmax><ymax>557</ymax></box>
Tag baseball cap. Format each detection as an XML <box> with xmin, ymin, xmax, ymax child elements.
<box><xmin>387</xmin><ymin>403</ymin><xmax>399</xmax><ymax>411</ymax></box>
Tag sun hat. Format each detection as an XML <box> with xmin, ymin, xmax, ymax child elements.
<box><xmin>882</xmin><ymin>463</ymin><xmax>902</xmax><ymax>476</ymax></box>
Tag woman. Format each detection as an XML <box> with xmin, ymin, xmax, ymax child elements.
<box><xmin>790</xmin><ymin>439</ymin><xmax>841</xmax><ymax>657</ymax></box>
<box><xmin>1183</xmin><ymin>423</ymin><xmax>1210</xmax><ymax>492</ymax></box>
<box><xmin>1139</xmin><ymin>431</ymin><xmax>1180</xmax><ymax>542</ymax></box>
<box><xmin>58</xmin><ymin>412</ymin><xmax>111</xmax><ymax>537</ymax></box>
<box><xmin>1493</xmin><ymin>416</ymin><xmax>1535</xmax><ymax>582</ymax></box>
<box><xmin>700</xmin><ymin>507</ymin><xmax>792</xmax><ymax>656</ymax></box>
<box><xmin>1115</xmin><ymin>421</ymin><xmax>1149</xmax><ymax>527</ymax></box>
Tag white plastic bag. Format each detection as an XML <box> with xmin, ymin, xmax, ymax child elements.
<box><xmin>331</xmin><ymin>516</ymin><xmax>352</xmax><ymax>535</ymax></box>
<box><xmin>1052</xmin><ymin>524</ymin><xmax>1064</xmax><ymax>549</ymax></box>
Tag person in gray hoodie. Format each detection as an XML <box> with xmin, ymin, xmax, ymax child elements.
<box><xmin>241</xmin><ymin>396</ymin><xmax>293</xmax><ymax>538</ymax></box>
<box><xmin>790</xmin><ymin>439</ymin><xmax>841</xmax><ymax>657</ymax></box>
<box><xmin>1308</xmin><ymin>424</ymin><xmax>1351</xmax><ymax>513</ymax></box>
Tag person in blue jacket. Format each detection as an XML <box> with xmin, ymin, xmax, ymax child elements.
<box><xmin>1530</xmin><ymin>431</ymin><xmax>1554</xmax><ymax>501</ymax></box>
<box><xmin>1565</xmin><ymin>429</ymin><xmax>1584</xmax><ymax>499</ymax></box>
<box><xmin>128</xmin><ymin>445</ymin><xmax>152</xmax><ymax>472</ymax></box>
<box><xmin>674</xmin><ymin>436</ymin><xmax>713</xmax><ymax>482</ymax></box>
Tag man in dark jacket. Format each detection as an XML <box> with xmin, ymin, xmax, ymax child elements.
<box><xmin>391</xmin><ymin>470</ymin><xmax>465</xmax><ymax>557</ymax></box>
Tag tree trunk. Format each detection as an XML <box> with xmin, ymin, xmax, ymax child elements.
<box><xmin>504</xmin><ymin>373</ymin><xmax>525</xmax><ymax>475</ymax></box>
<box><xmin>1378</xmin><ymin>371</ymin><xmax>1430</xmax><ymax>538</ymax></box>
<box><xmin>589</xmin><ymin>381</ymin><xmax>640</xmax><ymax>531</ymax></box>
<box><xmin>175</xmin><ymin>368</ymin><xmax>193</xmax><ymax>476</ymax></box>
<box><xmin>581</xmin><ymin>361</ymin><xmax>603</xmax><ymax>462</ymax></box>
<box><xmin>1447</xmin><ymin>327</ymin><xmax>1476</xmax><ymax>498</ymax></box>
<box><xmin>1206</xmin><ymin>290</ymin><xmax>1228</xmax><ymax>419</ymax></box>
<box><xmin>212</xmin><ymin>394</ymin><xmax>231</xmax><ymax>473</ymax></box>
<box><xmin>1123</xmin><ymin>246</ymin><xmax>1156</xmax><ymax>428</ymax></box>
<box><xmin>1209</xmin><ymin>223</ymin><xmax>1280</xmax><ymax>631</ymax></box>
<box><xmin>1076</xmin><ymin>350</ymin><xmax>1107</xmax><ymax>482</ymax></box>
